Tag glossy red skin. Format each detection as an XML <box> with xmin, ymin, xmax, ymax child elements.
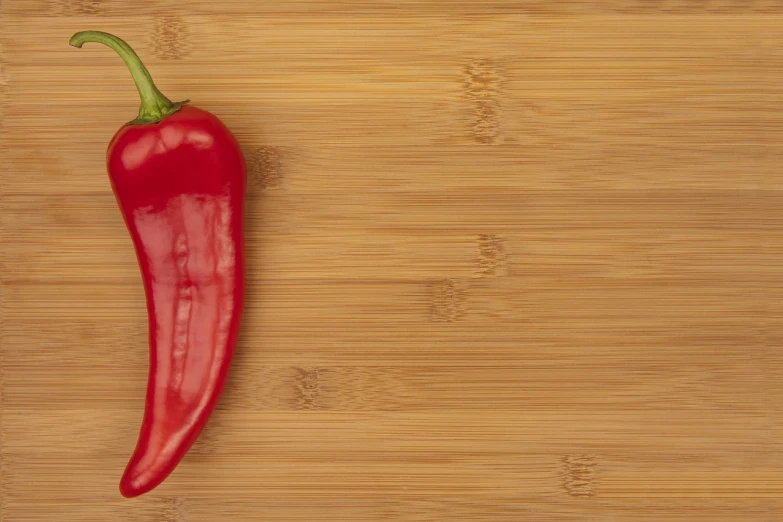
<box><xmin>107</xmin><ymin>105</ymin><xmax>246</xmax><ymax>498</ymax></box>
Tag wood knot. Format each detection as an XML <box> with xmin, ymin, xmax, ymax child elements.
<box><xmin>562</xmin><ymin>455</ymin><xmax>596</xmax><ymax>498</ymax></box>
<box><xmin>58</xmin><ymin>0</ymin><xmax>105</xmax><ymax>15</ymax></box>
<box><xmin>246</xmin><ymin>146</ymin><xmax>282</xmax><ymax>190</ymax></box>
<box><xmin>431</xmin><ymin>279</ymin><xmax>463</xmax><ymax>322</ymax></box>
<box><xmin>161</xmin><ymin>497</ymin><xmax>186</xmax><ymax>522</ymax></box>
<box><xmin>271</xmin><ymin>367</ymin><xmax>329</xmax><ymax>410</ymax></box>
<box><xmin>296</xmin><ymin>367</ymin><xmax>324</xmax><ymax>410</ymax></box>
<box><xmin>464</xmin><ymin>59</ymin><xmax>500</xmax><ymax>144</ymax></box>
<box><xmin>153</xmin><ymin>17</ymin><xmax>191</xmax><ymax>60</ymax></box>
<box><xmin>476</xmin><ymin>233</ymin><xmax>507</xmax><ymax>277</ymax></box>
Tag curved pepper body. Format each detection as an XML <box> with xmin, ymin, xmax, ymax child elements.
<box><xmin>69</xmin><ymin>30</ymin><xmax>247</xmax><ymax>498</ymax></box>
<box><xmin>107</xmin><ymin>105</ymin><xmax>246</xmax><ymax>497</ymax></box>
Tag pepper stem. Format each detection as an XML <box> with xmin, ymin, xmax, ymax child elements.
<box><xmin>69</xmin><ymin>30</ymin><xmax>188</xmax><ymax>125</ymax></box>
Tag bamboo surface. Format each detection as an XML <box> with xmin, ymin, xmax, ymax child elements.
<box><xmin>2</xmin><ymin>1</ymin><xmax>783</xmax><ymax>520</ymax></box>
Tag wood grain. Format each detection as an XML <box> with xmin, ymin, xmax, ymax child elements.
<box><xmin>2</xmin><ymin>2</ymin><xmax>783</xmax><ymax>520</ymax></box>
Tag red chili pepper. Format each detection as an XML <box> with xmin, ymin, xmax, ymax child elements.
<box><xmin>70</xmin><ymin>31</ymin><xmax>246</xmax><ymax>498</ymax></box>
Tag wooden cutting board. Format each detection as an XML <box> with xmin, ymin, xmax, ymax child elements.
<box><xmin>2</xmin><ymin>2</ymin><xmax>782</xmax><ymax>520</ymax></box>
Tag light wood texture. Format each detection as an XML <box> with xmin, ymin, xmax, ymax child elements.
<box><xmin>2</xmin><ymin>2</ymin><xmax>783</xmax><ymax>520</ymax></box>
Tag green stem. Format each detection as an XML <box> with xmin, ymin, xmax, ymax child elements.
<box><xmin>69</xmin><ymin>31</ymin><xmax>188</xmax><ymax>125</ymax></box>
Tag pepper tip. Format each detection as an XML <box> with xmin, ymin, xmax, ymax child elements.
<box><xmin>119</xmin><ymin>479</ymin><xmax>143</xmax><ymax>499</ymax></box>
